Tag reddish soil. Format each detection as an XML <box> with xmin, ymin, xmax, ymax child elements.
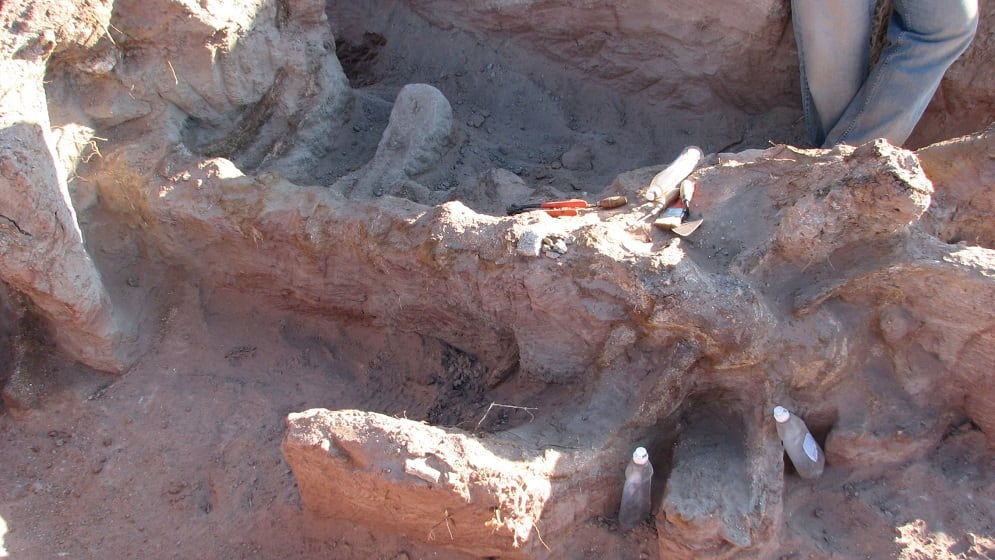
<box><xmin>3</xmin><ymin>277</ymin><xmax>992</xmax><ymax>559</ymax></box>
<box><xmin>2</xmin><ymin>1</ymin><xmax>994</xmax><ymax>559</ymax></box>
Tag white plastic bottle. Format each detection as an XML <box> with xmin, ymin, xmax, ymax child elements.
<box><xmin>618</xmin><ymin>446</ymin><xmax>654</xmax><ymax>529</ymax></box>
<box><xmin>645</xmin><ymin>146</ymin><xmax>702</xmax><ymax>202</ymax></box>
<box><xmin>773</xmin><ymin>406</ymin><xmax>825</xmax><ymax>479</ymax></box>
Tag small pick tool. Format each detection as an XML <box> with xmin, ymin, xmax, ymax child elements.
<box><xmin>507</xmin><ymin>195</ymin><xmax>628</xmax><ymax>217</ymax></box>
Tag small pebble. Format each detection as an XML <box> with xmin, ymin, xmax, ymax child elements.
<box><xmin>516</xmin><ymin>228</ymin><xmax>545</xmax><ymax>257</ymax></box>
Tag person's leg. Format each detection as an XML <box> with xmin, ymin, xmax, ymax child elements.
<box><xmin>824</xmin><ymin>0</ymin><xmax>979</xmax><ymax>147</ymax></box>
<box><xmin>792</xmin><ymin>0</ymin><xmax>875</xmax><ymax>147</ymax></box>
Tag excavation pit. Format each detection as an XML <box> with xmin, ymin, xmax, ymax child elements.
<box><xmin>2</xmin><ymin>0</ymin><xmax>995</xmax><ymax>558</ymax></box>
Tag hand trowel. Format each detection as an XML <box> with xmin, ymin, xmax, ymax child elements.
<box><xmin>654</xmin><ymin>179</ymin><xmax>703</xmax><ymax>236</ymax></box>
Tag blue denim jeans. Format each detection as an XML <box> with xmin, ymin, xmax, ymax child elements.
<box><xmin>792</xmin><ymin>0</ymin><xmax>979</xmax><ymax>147</ymax></box>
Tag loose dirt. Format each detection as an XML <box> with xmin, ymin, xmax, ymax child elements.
<box><xmin>2</xmin><ymin>1</ymin><xmax>994</xmax><ymax>559</ymax></box>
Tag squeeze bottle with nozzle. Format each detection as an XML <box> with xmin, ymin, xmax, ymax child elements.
<box><xmin>645</xmin><ymin>146</ymin><xmax>702</xmax><ymax>202</ymax></box>
<box><xmin>773</xmin><ymin>406</ymin><xmax>825</xmax><ymax>479</ymax></box>
<box><xmin>618</xmin><ymin>446</ymin><xmax>654</xmax><ymax>529</ymax></box>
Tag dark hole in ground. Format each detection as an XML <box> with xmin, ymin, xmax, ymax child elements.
<box><xmin>203</xmin><ymin>286</ymin><xmax>543</xmax><ymax>435</ymax></box>
<box><xmin>335</xmin><ymin>32</ymin><xmax>387</xmax><ymax>87</ymax></box>
<box><xmin>425</xmin><ymin>343</ymin><xmax>489</xmax><ymax>427</ymax></box>
<box><xmin>646</xmin><ymin>408</ymin><xmax>681</xmax><ymax>515</ymax></box>
<box><xmin>0</xmin><ymin>306</ymin><xmax>117</xmax><ymax>416</ymax></box>
<box><xmin>179</xmin><ymin>67</ymin><xmax>290</xmax><ymax>170</ymax></box>
<box><xmin>663</xmin><ymin>391</ymin><xmax>753</xmax><ymax>519</ymax></box>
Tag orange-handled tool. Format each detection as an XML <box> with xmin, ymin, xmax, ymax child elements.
<box><xmin>507</xmin><ymin>195</ymin><xmax>627</xmax><ymax>216</ymax></box>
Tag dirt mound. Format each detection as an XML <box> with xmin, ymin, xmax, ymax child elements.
<box><xmin>2</xmin><ymin>1</ymin><xmax>994</xmax><ymax>559</ymax></box>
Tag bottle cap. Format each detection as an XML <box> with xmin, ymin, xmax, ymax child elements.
<box><xmin>773</xmin><ymin>406</ymin><xmax>790</xmax><ymax>423</ymax></box>
<box><xmin>632</xmin><ymin>447</ymin><xmax>649</xmax><ymax>465</ymax></box>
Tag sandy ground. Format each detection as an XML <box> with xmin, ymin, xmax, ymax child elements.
<box><xmin>2</xmin><ymin>1</ymin><xmax>994</xmax><ymax>559</ymax></box>
<box><xmin>319</xmin><ymin>0</ymin><xmax>809</xmax><ymax>210</ymax></box>
<box><xmin>2</xmin><ymin>276</ymin><xmax>993</xmax><ymax>558</ymax></box>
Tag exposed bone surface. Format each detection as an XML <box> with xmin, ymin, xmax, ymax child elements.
<box><xmin>1</xmin><ymin>0</ymin><xmax>994</xmax><ymax>559</ymax></box>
